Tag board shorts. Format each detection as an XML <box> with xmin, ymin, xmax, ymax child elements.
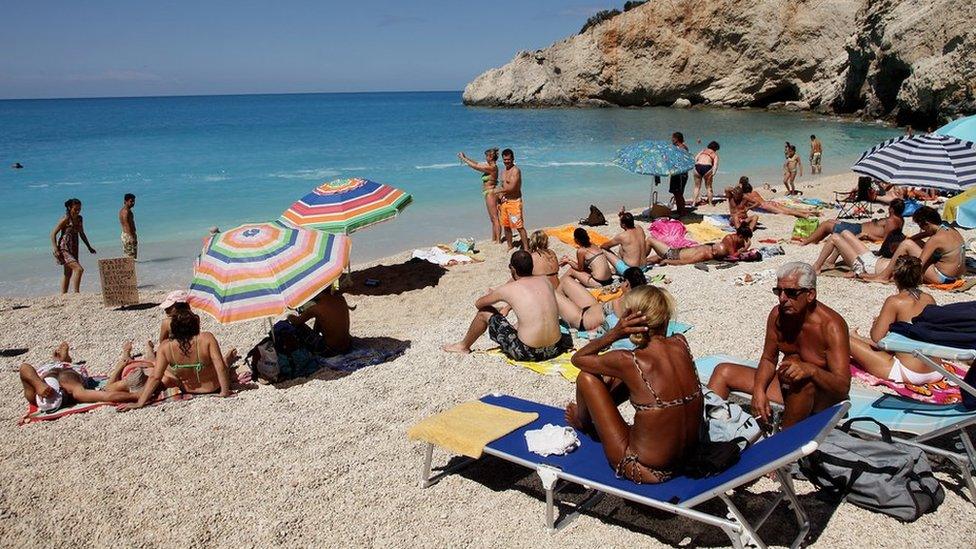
<box><xmin>811</xmin><ymin>152</ymin><xmax>822</xmax><ymax>167</ymax></box>
<box><xmin>669</xmin><ymin>172</ymin><xmax>688</xmax><ymax>195</ymax></box>
<box><xmin>832</xmin><ymin>221</ymin><xmax>862</xmax><ymax>235</ymax></box>
<box><xmin>121</xmin><ymin>232</ymin><xmax>138</xmax><ymax>259</ymax></box>
<box><xmin>499</xmin><ymin>198</ymin><xmax>524</xmax><ymax>230</ymax></box>
<box><xmin>488</xmin><ymin>313</ymin><xmax>571</xmax><ymax>362</ymax></box>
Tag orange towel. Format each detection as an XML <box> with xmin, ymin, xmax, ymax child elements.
<box><xmin>927</xmin><ymin>279</ymin><xmax>966</xmax><ymax>291</ymax></box>
<box><xmin>588</xmin><ymin>287</ymin><xmax>623</xmax><ymax>302</ymax></box>
<box><xmin>544</xmin><ymin>225</ymin><xmax>610</xmax><ymax>248</ymax></box>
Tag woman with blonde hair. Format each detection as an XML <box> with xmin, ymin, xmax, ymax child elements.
<box><xmin>458</xmin><ymin>148</ymin><xmax>501</xmax><ymax>243</ymax></box>
<box><xmin>567</xmin><ymin>285</ymin><xmax>702</xmax><ymax>484</ymax></box>
<box><xmin>526</xmin><ymin>230</ymin><xmax>559</xmax><ymax>288</ymax></box>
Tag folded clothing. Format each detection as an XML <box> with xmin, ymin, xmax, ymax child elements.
<box><xmin>412</xmin><ymin>247</ymin><xmax>473</xmax><ymax>266</ymax></box>
<box><xmin>408</xmin><ymin>400</ymin><xmax>539</xmax><ymax>458</ymax></box>
<box><xmin>525</xmin><ymin>423</ymin><xmax>580</xmax><ymax>456</ymax></box>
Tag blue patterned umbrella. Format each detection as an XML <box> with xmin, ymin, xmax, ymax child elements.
<box><xmin>613</xmin><ymin>140</ymin><xmax>696</xmax><ymax>176</ymax></box>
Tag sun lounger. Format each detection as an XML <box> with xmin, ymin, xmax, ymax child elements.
<box><xmin>695</xmin><ymin>354</ymin><xmax>976</xmax><ymax>504</ymax></box>
<box><xmin>877</xmin><ymin>333</ymin><xmax>976</xmax><ymax>362</ymax></box>
<box><xmin>418</xmin><ymin>393</ymin><xmax>848</xmax><ymax>548</ymax></box>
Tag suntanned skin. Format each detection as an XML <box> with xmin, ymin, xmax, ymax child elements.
<box><xmin>864</xmin><ymin>220</ymin><xmax>965</xmax><ymax>284</ymax></box>
<box><xmin>560</xmin><ymin>243</ymin><xmax>614</xmax><ymax>288</ymax></box>
<box><xmin>530</xmin><ymin>248</ymin><xmax>560</xmax><ymax>289</ymax></box>
<box><xmin>645</xmin><ymin>232</ymin><xmax>749</xmax><ymax>266</ymax></box>
<box><xmin>458</xmin><ymin>151</ymin><xmax>501</xmax><ymax>243</ymax></box>
<box><xmin>726</xmin><ymin>188</ymin><xmax>759</xmax><ymax>231</ymax></box>
<box><xmin>849</xmin><ymin>284</ymin><xmax>937</xmax><ymax>380</ymax></box>
<box><xmin>742</xmin><ymin>190</ymin><xmax>818</xmax><ymax>219</ymax></box>
<box><xmin>119</xmin><ymin>197</ymin><xmax>136</xmax><ymax>238</ymax></box>
<box><xmin>20</xmin><ymin>342</ymin><xmax>137</xmax><ymax>406</ymax></box>
<box><xmin>496</xmin><ymin>153</ymin><xmax>528</xmax><ymax>250</ymax></box>
<box><xmin>566</xmin><ymin>313</ymin><xmax>703</xmax><ymax>482</ymax></box>
<box><xmin>50</xmin><ymin>202</ymin><xmax>96</xmax><ymax>294</ymax></box>
<box><xmin>801</xmin><ymin>205</ymin><xmax>903</xmax><ymax>246</ymax></box>
<box><xmin>813</xmin><ymin>230</ymin><xmax>892</xmax><ymax>274</ymax></box>
<box><xmin>601</xmin><ymin>210</ymin><xmax>647</xmax><ymax>271</ymax></box>
<box><xmin>554</xmin><ymin>276</ymin><xmax>628</xmax><ymax>331</ymax></box>
<box><xmin>443</xmin><ymin>267</ymin><xmax>562</xmax><ymax>353</ymax></box>
<box><xmin>810</xmin><ymin>137</ymin><xmax>823</xmax><ymax>174</ymax></box>
<box><xmin>707</xmin><ymin>273</ymin><xmax>851</xmax><ymax>428</ymax></box>
<box><xmin>287</xmin><ymin>290</ymin><xmax>352</xmax><ymax>353</ymax></box>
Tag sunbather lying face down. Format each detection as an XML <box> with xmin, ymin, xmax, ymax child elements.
<box><xmin>567</xmin><ymin>286</ymin><xmax>702</xmax><ymax>484</ymax></box>
<box><xmin>645</xmin><ymin>226</ymin><xmax>752</xmax><ymax>266</ymax></box>
<box><xmin>706</xmin><ymin>262</ymin><xmax>851</xmax><ymax>429</ymax></box>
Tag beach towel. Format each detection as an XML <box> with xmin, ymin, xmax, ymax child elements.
<box><xmin>684</xmin><ymin>222</ymin><xmax>728</xmax><ymax>244</ymax></box>
<box><xmin>850</xmin><ymin>363</ymin><xmax>967</xmax><ymax>405</ymax></box>
<box><xmin>702</xmin><ymin>214</ymin><xmax>735</xmax><ymax>231</ymax></box>
<box><xmin>317</xmin><ymin>342</ymin><xmax>407</xmax><ymax>373</ymax></box>
<box><xmin>942</xmin><ymin>187</ymin><xmax>976</xmax><ymax>228</ymax></box>
<box><xmin>407</xmin><ymin>401</ymin><xmax>538</xmax><ymax>458</ymax></box>
<box><xmin>926</xmin><ymin>279</ymin><xmax>967</xmax><ymax>292</ymax></box>
<box><xmin>19</xmin><ymin>379</ymin><xmax>186</xmax><ymax>425</ymax></box>
<box><xmin>487</xmin><ymin>349</ymin><xmax>580</xmax><ymax>382</ymax></box>
<box><xmin>790</xmin><ymin>218</ymin><xmax>820</xmax><ymax>240</ymax></box>
<box><xmin>588</xmin><ymin>286</ymin><xmax>623</xmax><ymax>303</ymax></box>
<box><xmin>649</xmin><ymin>218</ymin><xmax>697</xmax><ymax>248</ymax></box>
<box><xmin>576</xmin><ymin>319</ymin><xmax>693</xmax><ymax>342</ymax></box>
<box><xmin>412</xmin><ymin>247</ymin><xmax>473</xmax><ymax>266</ymax></box>
<box><xmin>544</xmin><ymin>225</ymin><xmax>610</xmax><ymax>248</ymax></box>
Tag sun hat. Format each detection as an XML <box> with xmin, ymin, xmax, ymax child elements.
<box><xmin>159</xmin><ymin>290</ymin><xmax>189</xmax><ymax>310</ymax></box>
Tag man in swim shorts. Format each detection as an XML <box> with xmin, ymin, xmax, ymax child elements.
<box><xmin>119</xmin><ymin>193</ymin><xmax>137</xmax><ymax>259</ymax></box>
<box><xmin>601</xmin><ymin>210</ymin><xmax>647</xmax><ymax>274</ymax></box>
<box><xmin>443</xmin><ymin>250</ymin><xmax>571</xmax><ymax>361</ymax></box>
<box><xmin>809</xmin><ymin>135</ymin><xmax>823</xmax><ymax>174</ymax></box>
<box><xmin>646</xmin><ymin>225</ymin><xmax>753</xmax><ymax>266</ymax></box>
<box><xmin>800</xmin><ymin>199</ymin><xmax>904</xmax><ymax>246</ymax></box>
<box><xmin>19</xmin><ymin>342</ymin><xmax>142</xmax><ymax>412</ymax></box>
<box><xmin>495</xmin><ymin>149</ymin><xmax>529</xmax><ymax>250</ymax></box>
<box><xmin>706</xmin><ymin>262</ymin><xmax>850</xmax><ymax>428</ymax></box>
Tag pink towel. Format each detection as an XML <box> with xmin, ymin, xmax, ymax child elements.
<box><xmin>649</xmin><ymin>218</ymin><xmax>698</xmax><ymax>248</ymax></box>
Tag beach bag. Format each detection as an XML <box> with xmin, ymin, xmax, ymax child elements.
<box><xmin>799</xmin><ymin>418</ymin><xmax>944</xmax><ymax>521</ymax></box>
<box><xmin>452</xmin><ymin>237</ymin><xmax>476</xmax><ymax>254</ymax></box>
<box><xmin>247</xmin><ymin>337</ymin><xmax>280</xmax><ymax>382</ymax></box>
<box><xmin>702</xmin><ymin>388</ymin><xmax>762</xmax><ymax>450</ymax></box>
<box><xmin>680</xmin><ymin>432</ymin><xmax>742</xmax><ymax>478</ymax></box>
<box><xmin>878</xmin><ymin>231</ymin><xmax>905</xmax><ymax>259</ymax></box>
<box><xmin>791</xmin><ymin>217</ymin><xmax>819</xmax><ymax>240</ymax></box>
<box><xmin>580</xmin><ymin>205</ymin><xmax>607</xmax><ymax>226</ymax></box>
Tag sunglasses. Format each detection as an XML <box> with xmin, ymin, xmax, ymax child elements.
<box><xmin>772</xmin><ymin>287</ymin><xmax>810</xmax><ymax>299</ymax></box>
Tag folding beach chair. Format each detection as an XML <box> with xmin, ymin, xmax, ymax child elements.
<box><xmin>833</xmin><ymin>176</ymin><xmax>874</xmax><ymax>219</ymax></box>
<box><xmin>418</xmin><ymin>394</ymin><xmax>848</xmax><ymax>549</ymax></box>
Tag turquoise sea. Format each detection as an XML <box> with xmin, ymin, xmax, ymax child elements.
<box><xmin>0</xmin><ymin>91</ymin><xmax>900</xmax><ymax>296</ymax></box>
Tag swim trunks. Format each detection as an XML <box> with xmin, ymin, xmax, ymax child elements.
<box><xmin>488</xmin><ymin>313</ymin><xmax>571</xmax><ymax>362</ymax></box>
<box><xmin>669</xmin><ymin>172</ymin><xmax>688</xmax><ymax>195</ymax></box>
<box><xmin>614</xmin><ymin>258</ymin><xmax>631</xmax><ymax>275</ymax></box>
<box><xmin>932</xmin><ymin>266</ymin><xmax>958</xmax><ymax>284</ymax></box>
<box><xmin>499</xmin><ymin>198</ymin><xmax>524</xmax><ymax>230</ymax></box>
<box><xmin>832</xmin><ymin>221</ymin><xmax>862</xmax><ymax>236</ymax></box>
<box><xmin>811</xmin><ymin>152</ymin><xmax>822</xmax><ymax>167</ymax></box>
<box><xmin>121</xmin><ymin>232</ymin><xmax>138</xmax><ymax>259</ymax></box>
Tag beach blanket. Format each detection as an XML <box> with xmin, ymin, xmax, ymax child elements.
<box><xmin>684</xmin><ymin>222</ymin><xmax>728</xmax><ymax>244</ymax></box>
<box><xmin>487</xmin><ymin>349</ymin><xmax>580</xmax><ymax>382</ymax></box>
<box><xmin>588</xmin><ymin>286</ymin><xmax>623</xmax><ymax>303</ymax></box>
<box><xmin>648</xmin><ymin>218</ymin><xmax>697</xmax><ymax>248</ymax></box>
<box><xmin>926</xmin><ymin>279</ymin><xmax>967</xmax><ymax>292</ymax></box>
<box><xmin>544</xmin><ymin>225</ymin><xmax>610</xmax><ymax>248</ymax></box>
<box><xmin>850</xmin><ymin>362</ymin><xmax>967</xmax><ymax>405</ymax></box>
<box><xmin>702</xmin><ymin>215</ymin><xmax>735</xmax><ymax>232</ymax></box>
<box><xmin>407</xmin><ymin>401</ymin><xmax>538</xmax><ymax>459</ymax></box>
<box><xmin>317</xmin><ymin>342</ymin><xmax>407</xmax><ymax>373</ymax></box>
<box><xmin>412</xmin><ymin>247</ymin><xmax>472</xmax><ymax>266</ymax></box>
<box><xmin>19</xmin><ymin>378</ymin><xmax>186</xmax><ymax>425</ymax></box>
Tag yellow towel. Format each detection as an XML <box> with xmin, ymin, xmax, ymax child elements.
<box><xmin>545</xmin><ymin>225</ymin><xmax>610</xmax><ymax>247</ymax></box>
<box><xmin>487</xmin><ymin>349</ymin><xmax>580</xmax><ymax>382</ymax></box>
<box><xmin>407</xmin><ymin>401</ymin><xmax>538</xmax><ymax>458</ymax></box>
<box><xmin>588</xmin><ymin>287</ymin><xmax>623</xmax><ymax>303</ymax></box>
<box><xmin>684</xmin><ymin>222</ymin><xmax>728</xmax><ymax>244</ymax></box>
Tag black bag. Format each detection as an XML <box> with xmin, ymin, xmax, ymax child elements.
<box><xmin>579</xmin><ymin>205</ymin><xmax>607</xmax><ymax>226</ymax></box>
<box><xmin>878</xmin><ymin>230</ymin><xmax>906</xmax><ymax>259</ymax></box>
<box><xmin>963</xmin><ymin>366</ymin><xmax>976</xmax><ymax>411</ymax></box>
<box><xmin>680</xmin><ymin>436</ymin><xmax>743</xmax><ymax>478</ymax></box>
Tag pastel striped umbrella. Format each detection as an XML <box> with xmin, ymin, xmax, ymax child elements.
<box><xmin>188</xmin><ymin>221</ymin><xmax>351</xmax><ymax>324</ymax></box>
<box><xmin>852</xmin><ymin>134</ymin><xmax>976</xmax><ymax>191</ymax></box>
<box><xmin>280</xmin><ymin>177</ymin><xmax>412</xmax><ymax>234</ymax></box>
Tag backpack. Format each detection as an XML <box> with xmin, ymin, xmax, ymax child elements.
<box><xmin>799</xmin><ymin>418</ymin><xmax>944</xmax><ymax>521</ymax></box>
<box><xmin>580</xmin><ymin>205</ymin><xmax>607</xmax><ymax>226</ymax></box>
<box><xmin>702</xmin><ymin>388</ymin><xmax>762</xmax><ymax>450</ymax></box>
<box><xmin>246</xmin><ymin>337</ymin><xmax>279</xmax><ymax>382</ymax></box>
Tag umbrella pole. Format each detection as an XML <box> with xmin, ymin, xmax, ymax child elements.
<box><xmin>268</xmin><ymin>317</ymin><xmax>275</xmax><ymax>345</ymax></box>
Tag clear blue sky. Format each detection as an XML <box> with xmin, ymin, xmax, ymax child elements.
<box><xmin>1</xmin><ymin>0</ymin><xmax>616</xmax><ymax>99</ymax></box>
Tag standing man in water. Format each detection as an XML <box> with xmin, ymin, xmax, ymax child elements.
<box><xmin>496</xmin><ymin>148</ymin><xmax>529</xmax><ymax>250</ymax></box>
<box><xmin>809</xmin><ymin>135</ymin><xmax>823</xmax><ymax>175</ymax></box>
<box><xmin>119</xmin><ymin>193</ymin><xmax>137</xmax><ymax>259</ymax></box>
<box><xmin>669</xmin><ymin>132</ymin><xmax>690</xmax><ymax>215</ymax></box>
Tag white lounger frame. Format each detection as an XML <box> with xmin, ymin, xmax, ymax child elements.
<box><xmin>418</xmin><ymin>402</ymin><xmax>849</xmax><ymax>549</ymax></box>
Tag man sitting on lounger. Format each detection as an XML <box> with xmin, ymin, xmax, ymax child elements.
<box><xmin>646</xmin><ymin>225</ymin><xmax>753</xmax><ymax>266</ymax></box>
<box><xmin>800</xmin><ymin>199</ymin><xmax>904</xmax><ymax>246</ymax></box>
<box><xmin>706</xmin><ymin>262</ymin><xmax>850</xmax><ymax>428</ymax></box>
<box><xmin>443</xmin><ymin>250</ymin><xmax>572</xmax><ymax>361</ymax></box>
<box><xmin>601</xmin><ymin>211</ymin><xmax>647</xmax><ymax>274</ymax></box>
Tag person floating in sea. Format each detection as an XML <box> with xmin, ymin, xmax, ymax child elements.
<box><xmin>601</xmin><ymin>211</ymin><xmax>647</xmax><ymax>275</ymax></box>
<box><xmin>458</xmin><ymin>148</ymin><xmax>501</xmax><ymax>243</ymax></box>
<box><xmin>442</xmin><ymin>250</ymin><xmax>571</xmax><ymax>361</ymax></box>
<box><xmin>669</xmin><ymin>132</ymin><xmax>690</xmax><ymax>215</ymax></box>
<box><xmin>706</xmin><ymin>262</ymin><xmax>851</xmax><ymax>429</ymax></box>
<box><xmin>119</xmin><ymin>193</ymin><xmax>137</xmax><ymax>259</ymax></box>
<box><xmin>495</xmin><ymin>149</ymin><xmax>529</xmax><ymax>250</ymax></box>
<box><xmin>691</xmin><ymin>141</ymin><xmax>720</xmax><ymax>206</ymax></box>
<box><xmin>50</xmin><ymin>198</ymin><xmax>96</xmax><ymax>294</ymax></box>
<box><xmin>783</xmin><ymin>143</ymin><xmax>803</xmax><ymax>195</ymax></box>
<box><xmin>809</xmin><ymin>135</ymin><xmax>823</xmax><ymax>175</ymax></box>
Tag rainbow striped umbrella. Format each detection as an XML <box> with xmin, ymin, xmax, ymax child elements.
<box><xmin>280</xmin><ymin>177</ymin><xmax>412</xmax><ymax>234</ymax></box>
<box><xmin>188</xmin><ymin>221</ymin><xmax>351</xmax><ymax>324</ymax></box>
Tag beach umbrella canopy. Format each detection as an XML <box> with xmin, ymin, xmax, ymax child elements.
<box><xmin>612</xmin><ymin>140</ymin><xmax>695</xmax><ymax>176</ymax></box>
<box><xmin>188</xmin><ymin>221</ymin><xmax>351</xmax><ymax>324</ymax></box>
<box><xmin>852</xmin><ymin>134</ymin><xmax>976</xmax><ymax>191</ymax></box>
<box><xmin>943</xmin><ymin>187</ymin><xmax>976</xmax><ymax>229</ymax></box>
<box><xmin>936</xmin><ymin>115</ymin><xmax>976</xmax><ymax>142</ymax></box>
<box><xmin>280</xmin><ymin>177</ymin><xmax>412</xmax><ymax>234</ymax></box>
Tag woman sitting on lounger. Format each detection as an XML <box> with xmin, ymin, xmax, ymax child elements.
<box><xmin>567</xmin><ymin>285</ymin><xmax>702</xmax><ymax>484</ymax></box>
<box><xmin>849</xmin><ymin>256</ymin><xmax>942</xmax><ymax>384</ymax></box>
<box><xmin>865</xmin><ymin>206</ymin><xmax>966</xmax><ymax>284</ymax></box>
<box><xmin>646</xmin><ymin>225</ymin><xmax>752</xmax><ymax>266</ymax></box>
<box><xmin>559</xmin><ymin>228</ymin><xmax>615</xmax><ymax>288</ymax></box>
<box><xmin>121</xmin><ymin>308</ymin><xmax>234</xmax><ymax>411</ymax></box>
<box><xmin>527</xmin><ymin>230</ymin><xmax>560</xmax><ymax>289</ymax></box>
<box><xmin>555</xmin><ymin>267</ymin><xmax>646</xmax><ymax>332</ymax></box>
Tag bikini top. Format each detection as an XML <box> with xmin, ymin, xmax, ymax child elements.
<box><xmin>629</xmin><ymin>338</ymin><xmax>701</xmax><ymax>412</ymax></box>
<box><xmin>171</xmin><ymin>338</ymin><xmax>204</xmax><ymax>383</ymax></box>
<box><xmin>931</xmin><ymin>224</ymin><xmax>964</xmax><ymax>261</ymax></box>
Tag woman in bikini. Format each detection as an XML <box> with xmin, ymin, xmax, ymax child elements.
<box><xmin>645</xmin><ymin>225</ymin><xmax>752</xmax><ymax>266</ymax></box>
<box><xmin>50</xmin><ymin>198</ymin><xmax>96</xmax><ymax>294</ymax></box>
<box><xmin>865</xmin><ymin>206</ymin><xmax>965</xmax><ymax>284</ymax></box>
<box><xmin>555</xmin><ymin>267</ymin><xmax>646</xmax><ymax>333</ymax></box>
<box><xmin>783</xmin><ymin>144</ymin><xmax>803</xmax><ymax>195</ymax></box>
<box><xmin>526</xmin><ymin>230</ymin><xmax>560</xmax><ymax>289</ymax></box>
<box><xmin>121</xmin><ymin>308</ymin><xmax>233</xmax><ymax>411</ymax></box>
<box><xmin>559</xmin><ymin>228</ymin><xmax>615</xmax><ymax>288</ymax></box>
<box><xmin>691</xmin><ymin>141</ymin><xmax>720</xmax><ymax>206</ymax></box>
<box><xmin>849</xmin><ymin>256</ymin><xmax>943</xmax><ymax>385</ymax></box>
<box><xmin>566</xmin><ymin>285</ymin><xmax>702</xmax><ymax>484</ymax></box>
<box><xmin>459</xmin><ymin>148</ymin><xmax>501</xmax><ymax>243</ymax></box>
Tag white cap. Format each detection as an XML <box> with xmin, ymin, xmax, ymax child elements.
<box><xmin>35</xmin><ymin>377</ymin><xmax>63</xmax><ymax>412</ymax></box>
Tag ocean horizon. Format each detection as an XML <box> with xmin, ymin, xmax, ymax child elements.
<box><xmin>0</xmin><ymin>90</ymin><xmax>900</xmax><ymax>297</ymax></box>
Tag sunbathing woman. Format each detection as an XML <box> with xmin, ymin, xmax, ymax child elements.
<box><xmin>121</xmin><ymin>308</ymin><xmax>234</xmax><ymax>411</ymax></box>
<box><xmin>646</xmin><ymin>225</ymin><xmax>753</xmax><ymax>266</ymax></box>
<box><xmin>726</xmin><ymin>176</ymin><xmax>759</xmax><ymax>231</ymax></box>
<box><xmin>865</xmin><ymin>206</ymin><xmax>965</xmax><ymax>284</ymax></box>
<box><xmin>801</xmin><ymin>199</ymin><xmax>904</xmax><ymax>246</ymax></box>
<box><xmin>691</xmin><ymin>141</ymin><xmax>720</xmax><ymax>206</ymax></box>
<box><xmin>19</xmin><ymin>342</ymin><xmax>140</xmax><ymax>412</ymax></box>
<box><xmin>811</xmin><ymin>229</ymin><xmax>892</xmax><ymax>276</ymax></box>
<box><xmin>555</xmin><ymin>267</ymin><xmax>646</xmax><ymax>332</ymax></box>
<box><xmin>849</xmin><ymin>256</ymin><xmax>943</xmax><ymax>384</ymax></box>
<box><xmin>559</xmin><ymin>228</ymin><xmax>615</xmax><ymax>288</ymax></box>
<box><xmin>459</xmin><ymin>148</ymin><xmax>501</xmax><ymax>243</ymax></box>
<box><xmin>738</xmin><ymin>180</ymin><xmax>817</xmax><ymax>219</ymax></box>
<box><xmin>526</xmin><ymin>230</ymin><xmax>560</xmax><ymax>289</ymax></box>
<box><xmin>566</xmin><ymin>285</ymin><xmax>702</xmax><ymax>484</ymax></box>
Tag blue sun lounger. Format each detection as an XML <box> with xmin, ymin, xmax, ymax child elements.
<box><xmin>419</xmin><ymin>394</ymin><xmax>848</xmax><ymax>549</ymax></box>
<box><xmin>695</xmin><ymin>354</ymin><xmax>976</xmax><ymax>503</ymax></box>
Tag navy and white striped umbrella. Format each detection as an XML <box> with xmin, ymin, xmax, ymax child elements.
<box><xmin>852</xmin><ymin>134</ymin><xmax>976</xmax><ymax>191</ymax></box>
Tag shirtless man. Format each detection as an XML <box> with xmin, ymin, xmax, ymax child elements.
<box><xmin>20</xmin><ymin>342</ymin><xmax>141</xmax><ymax>412</ymax></box>
<box><xmin>809</xmin><ymin>135</ymin><xmax>823</xmax><ymax>175</ymax></box>
<box><xmin>739</xmin><ymin>179</ymin><xmax>818</xmax><ymax>219</ymax></box>
<box><xmin>801</xmin><ymin>198</ymin><xmax>904</xmax><ymax>246</ymax></box>
<box><xmin>726</xmin><ymin>176</ymin><xmax>759</xmax><ymax>231</ymax></box>
<box><xmin>443</xmin><ymin>250</ymin><xmax>571</xmax><ymax>361</ymax></box>
<box><xmin>495</xmin><ymin>149</ymin><xmax>529</xmax><ymax>250</ymax></box>
<box><xmin>119</xmin><ymin>193</ymin><xmax>137</xmax><ymax>259</ymax></box>
<box><xmin>287</xmin><ymin>286</ymin><xmax>353</xmax><ymax>354</ymax></box>
<box><xmin>706</xmin><ymin>262</ymin><xmax>851</xmax><ymax>428</ymax></box>
<box><xmin>646</xmin><ymin>225</ymin><xmax>752</xmax><ymax>266</ymax></box>
<box><xmin>601</xmin><ymin>211</ymin><xmax>647</xmax><ymax>274</ymax></box>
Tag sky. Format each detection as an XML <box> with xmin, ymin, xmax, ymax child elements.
<box><xmin>0</xmin><ymin>0</ymin><xmax>618</xmax><ymax>99</ymax></box>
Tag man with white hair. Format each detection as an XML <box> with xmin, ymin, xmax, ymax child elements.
<box><xmin>707</xmin><ymin>261</ymin><xmax>850</xmax><ymax>428</ymax></box>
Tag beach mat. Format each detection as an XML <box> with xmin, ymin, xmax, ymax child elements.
<box><xmin>407</xmin><ymin>401</ymin><xmax>538</xmax><ymax>459</ymax></box>
<box><xmin>317</xmin><ymin>340</ymin><xmax>408</xmax><ymax>373</ymax></box>
<box><xmin>544</xmin><ymin>225</ymin><xmax>609</xmax><ymax>248</ymax></box>
<box><xmin>19</xmin><ymin>379</ymin><xmax>186</xmax><ymax>425</ymax></box>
